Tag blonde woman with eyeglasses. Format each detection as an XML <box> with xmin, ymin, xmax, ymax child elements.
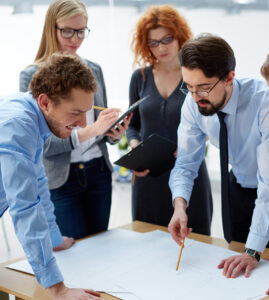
<box><xmin>126</xmin><ymin>5</ymin><xmax>213</xmax><ymax>234</ymax></box>
<box><xmin>19</xmin><ymin>0</ymin><xmax>130</xmax><ymax>251</ymax></box>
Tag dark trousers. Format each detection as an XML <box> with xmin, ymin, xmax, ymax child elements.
<box><xmin>229</xmin><ymin>171</ymin><xmax>269</xmax><ymax>247</ymax></box>
<box><xmin>132</xmin><ymin>160</ymin><xmax>213</xmax><ymax>235</ymax></box>
<box><xmin>187</xmin><ymin>160</ymin><xmax>213</xmax><ymax>235</ymax></box>
<box><xmin>50</xmin><ymin>157</ymin><xmax>112</xmax><ymax>240</ymax></box>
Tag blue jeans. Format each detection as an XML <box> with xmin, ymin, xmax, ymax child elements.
<box><xmin>50</xmin><ymin>157</ymin><xmax>112</xmax><ymax>240</ymax></box>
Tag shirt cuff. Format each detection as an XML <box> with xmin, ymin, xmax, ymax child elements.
<box><xmin>35</xmin><ymin>258</ymin><xmax>64</xmax><ymax>288</ymax></box>
<box><xmin>71</xmin><ymin>129</ymin><xmax>79</xmax><ymax>148</ymax></box>
<box><xmin>245</xmin><ymin>232</ymin><xmax>269</xmax><ymax>252</ymax></box>
<box><xmin>171</xmin><ymin>189</ymin><xmax>191</xmax><ymax>207</ymax></box>
<box><xmin>50</xmin><ymin>226</ymin><xmax>63</xmax><ymax>248</ymax></box>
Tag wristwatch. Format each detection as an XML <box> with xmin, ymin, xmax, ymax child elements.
<box><xmin>244</xmin><ymin>248</ymin><xmax>260</xmax><ymax>262</ymax></box>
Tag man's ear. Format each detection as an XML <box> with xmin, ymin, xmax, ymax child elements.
<box><xmin>37</xmin><ymin>93</ymin><xmax>52</xmax><ymax>115</ymax></box>
<box><xmin>225</xmin><ymin>71</ymin><xmax>235</xmax><ymax>87</ymax></box>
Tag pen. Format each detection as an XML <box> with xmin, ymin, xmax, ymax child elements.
<box><xmin>176</xmin><ymin>238</ymin><xmax>185</xmax><ymax>271</ymax></box>
<box><xmin>92</xmin><ymin>105</ymin><xmax>106</xmax><ymax>111</ymax></box>
<box><xmin>132</xmin><ymin>174</ymin><xmax>136</xmax><ymax>185</ymax></box>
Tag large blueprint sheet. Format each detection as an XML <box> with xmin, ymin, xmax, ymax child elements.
<box><xmin>7</xmin><ymin>229</ymin><xmax>268</xmax><ymax>300</ymax></box>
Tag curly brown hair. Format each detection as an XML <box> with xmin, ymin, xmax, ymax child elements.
<box><xmin>30</xmin><ymin>52</ymin><xmax>97</xmax><ymax>104</ymax></box>
<box><xmin>131</xmin><ymin>5</ymin><xmax>192</xmax><ymax>67</ymax></box>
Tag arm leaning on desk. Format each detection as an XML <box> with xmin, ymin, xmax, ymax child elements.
<box><xmin>1</xmin><ymin>221</ymin><xmax>269</xmax><ymax>300</ymax></box>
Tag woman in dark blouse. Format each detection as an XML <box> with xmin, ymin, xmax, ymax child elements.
<box><xmin>126</xmin><ymin>5</ymin><xmax>213</xmax><ymax>234</ymax></box>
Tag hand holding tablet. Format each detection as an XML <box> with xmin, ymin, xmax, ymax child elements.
<box><xmin>82</xmin><ymin>95</ymin><xmax>149</xmax><ymax>154</ymax></box>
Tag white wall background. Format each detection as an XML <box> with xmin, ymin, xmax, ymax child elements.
<box><xmin>0</xmin><ymin>5</ymin><xmax>268</xmax><ymax>104</ymax></box>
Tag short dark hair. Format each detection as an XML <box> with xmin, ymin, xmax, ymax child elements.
<box><xmin>179</xmin><ymin>33</ymin><xmax>236</xmax><ymax>78</ymax></box>
<box><xmin>30</xmin><ymin>52</ymin><xmax>97</xmax><ymax>104</ymax></box>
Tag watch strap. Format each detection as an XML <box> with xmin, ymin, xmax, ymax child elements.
<box><xmin>244</xmin><ymin>248</ymin><xmax>260</xmax><ymax>262</ymax></box>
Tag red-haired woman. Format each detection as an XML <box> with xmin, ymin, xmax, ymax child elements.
<box><xmin>126</xmin><ymin>5</ymin><xmax>213</xmax><ymax>234</ymax></box>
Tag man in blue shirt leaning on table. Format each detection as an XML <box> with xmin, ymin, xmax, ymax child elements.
<box><xmin>0</xmin><ymin>53</ymin><xmax>103</xmax><ymax>300</ymax></box>
<box><xmin>168</xmin><ymin>34</ymin><xmax>269</xmax><ymax>294</ymax></box>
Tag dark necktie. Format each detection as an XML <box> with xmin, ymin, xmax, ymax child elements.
<box><xmin>217</xmin><ymin>111</ymin><xmax>232</xmax><ymax>242</ymax></box>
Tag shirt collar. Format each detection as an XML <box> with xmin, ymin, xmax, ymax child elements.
<box><xmin>220</xmin><ymin>79</ymin><xmax>239</xmax><ymax>115</ymax></box>
<box><xmin>27</xmin><ymin>92</ymin><xmax>51</xmax><ymax>140</ymax></box>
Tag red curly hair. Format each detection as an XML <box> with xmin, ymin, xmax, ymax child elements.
<box><xmin>131</xmin><ymin>5</ymin><xmax>192</xmax><ymax>67</ymax></box>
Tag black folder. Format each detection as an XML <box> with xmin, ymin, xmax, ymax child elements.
<box><xmin>82</xmin><ymin>95</ymin><xmax>149</xmax><ymax>154</ymax></box>
<box><xmin>114</xmin><ymin>133</ymin><xmax>177</xmax><ymax>177</ymax></box>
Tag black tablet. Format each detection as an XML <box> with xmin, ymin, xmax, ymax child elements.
<box><xmin>82</xmin><ymin>95</ymin><xmax>149</xmax><ymax>154</ymax></box>
<box><xmin>104</xmin><ymin>95</ymin><xmax>149</xmax><ymax>134</ymax></box>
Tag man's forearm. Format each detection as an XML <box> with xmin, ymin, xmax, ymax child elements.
<box><xmin>174</xmin><ymin>197</ymin><xmax>187</xmax><ymax>211</ymax></box>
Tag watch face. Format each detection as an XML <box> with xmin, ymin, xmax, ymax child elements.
<box><xmin>246</xmin><ymin>249</ymin><xmax>256</xmax><ymax>256</ymax></box>
<box><xmin>245</xmin><ymin>248</ymin><xmax>260</xmax><ymax>262</ymax></box>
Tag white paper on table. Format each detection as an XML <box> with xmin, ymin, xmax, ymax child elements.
<box><xmin>7</xmin><ymin>228</ymin><xmax>145</xmax><ymax>293</ymax></box>
<box><xmin>7</xmin><ymin>229</ymin><xmax>269</xmax><ymax>300</ymax></box>
<box><xmin>110</xmin><ymin>230</ymin><xmax>268</xmax><ymax>300</ymax></box>
<box><xmin>109</xmin><ymin>292</ymin><xmax>144</xmax><ymax>300</ymax></box>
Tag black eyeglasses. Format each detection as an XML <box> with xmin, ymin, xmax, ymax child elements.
<box><xmin>56</xmin><ymin>26</ymin><xmax>90</xmax><ymax>39</ymax></box>
<box><xmin>180</xmin><ymin>77</ymin><xmax>223</xmax><ymax>98</ymax></box>
<box><xmin>147</xmin><ymin>35</ymin><xmax>174</xmax><ymax>48</ymax></box>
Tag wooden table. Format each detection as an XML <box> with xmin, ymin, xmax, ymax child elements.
<box><xmin>0</xmin><ymin>221</ymin><xmax>269</xmax><ymax>300</ymax></box>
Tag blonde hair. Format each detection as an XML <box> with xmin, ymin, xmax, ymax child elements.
<box><xmin>34</xmin><ymin>0</ymin><xmax>88</xmax><ymax>64</ymax></box>
<box><xmin>261</xmin><ymin>54</ymin><xmax>269</xmax><ymax>80</ymax></box>
<box><xmin>131</xmin><ymin>5</ymin><xmax>192</xmax><ymax>67</ymax></box>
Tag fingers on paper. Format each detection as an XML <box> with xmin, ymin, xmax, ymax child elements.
<box><xmin>218</xmin><ymin>254</ymin><xmax>257</xmax><ymax>279</ymax></box>
<box><xmin>85</xmin><ymin>289</ymin><xmax>100</xmax><ymax>295</ymax></box>
<box><xmin>85</xmin><ymin>289</ymin><xmax>102</xmax><ymax>298</ymax></box>
<box><xmin>64</xmin><ymin>236</ymin><xmax>75</xmax><ymax>248</ymax></box>
<box><xmin>53</xmin><ymin>236</ymin><xmax>75</xmax><ymax>251</ymax></box>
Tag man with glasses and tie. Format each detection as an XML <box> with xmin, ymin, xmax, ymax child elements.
<box><xmin>168</xmin><ymin>34</ymin><xmax>269</xmax><ymax>283</ymax></box>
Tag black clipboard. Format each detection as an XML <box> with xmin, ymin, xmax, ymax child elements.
<box><xmin>82</xmin><ymin>95</ymin><xmax>149</xmax><ymax>154</ymax></box>
<box><xmin>114</xmin><ymin>133</ymin><xmax>177</xmax><ymax>177</ymax></box>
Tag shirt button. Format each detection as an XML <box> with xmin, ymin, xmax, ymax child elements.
<box><xmin>79</xmin><ymin>163</ymin><xmax>84</xmax><ymax>169</ymax></box>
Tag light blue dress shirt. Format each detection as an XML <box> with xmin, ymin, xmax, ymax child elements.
<box><xmin>169</xmin><ymin>78</ymin><xmax>269</xmax><ymax>252</ymax></box>
<box><xmin>0</xmin><ymin>92</ymin><xmax>64</xmax><ymax>288</ymax></box>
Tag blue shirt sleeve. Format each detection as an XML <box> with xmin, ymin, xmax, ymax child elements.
<box><xmin>169</xmin><ymin>94</ymin><xmax>207</xmax><ymax>205</ymax></box>
<box><xmin>0</xmin><ymin>117</ymin><xmax>63</xmax><ymax>288</ymax></box>
<box><xmin>37</xmin><ymin>160</ymin><xmax>63</xmax><ymax>247</ymax></box>
<box><xmin>246</xmin><ymin>101</ymin><xmax>269</xmax><ymax>252</ymax></box>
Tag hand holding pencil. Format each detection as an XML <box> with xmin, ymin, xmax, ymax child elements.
<box><xmin>168</xmin><ymin>197</ymin><xmax>192</xmax><ymax>246</ymax></box>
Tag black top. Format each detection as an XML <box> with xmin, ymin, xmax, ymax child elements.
<box><xmin>126</xmin><ymin>66</ymin><xmax>212</xmax><ymax>232</ymax></box>
<box><xmin>126</xmin><ymin>66</ymin><xmax>185</xmax><ymax>145</ymax></box>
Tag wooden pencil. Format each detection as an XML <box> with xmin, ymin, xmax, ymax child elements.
<box><xmin>176</xmin><ymin>238</ymin><xmax>185</xmax><ymax>271</ymax></box>
<box><xmin>132</xmin><ymin>174</ymin><xmax>136</xmax><ymax>185</ymax></box>
<box><xmin>92</xmin><ymin>105</ymin><xmax>106</xmax><ymax>110</ymax></box>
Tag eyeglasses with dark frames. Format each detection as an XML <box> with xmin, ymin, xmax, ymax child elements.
<box><xmin>180</xmin><ymin>76</ymin><xmax>224</xmax><ymax>98</ymax></box>
<box><xmin>147</xmin><ymin>35</ymin><xmax>174</xmax><ymax>48</ymax></box>
<box><xmin>56</xmin><ymin>26</ymin><xmax>90</xmax><ymax>39</ymax></box>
